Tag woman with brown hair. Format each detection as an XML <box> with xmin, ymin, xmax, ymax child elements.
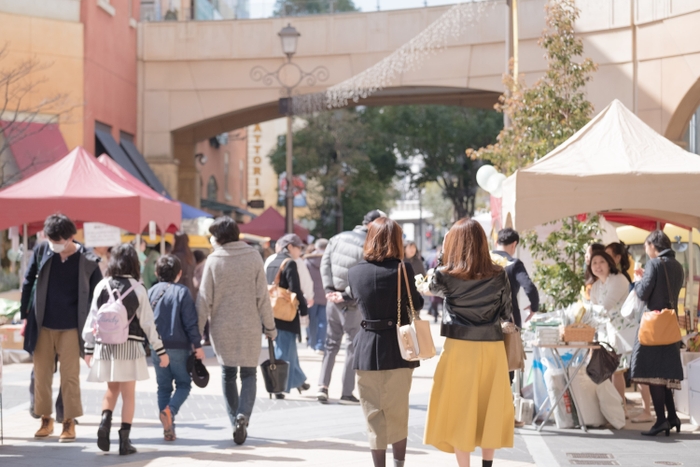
<box><xmin>424</xmin><ymin>218</ymin><xmax>513</xmax><ymax>467</ymax></box>
<box><xmin>172</xmin><ymin>232</ymin><xmax>197</xmax><ymax>300</ymax></box>
<box><xmin>347</xmin><ymin>217</ymin><xmax>424</xmax><ymax>467</ymax></box>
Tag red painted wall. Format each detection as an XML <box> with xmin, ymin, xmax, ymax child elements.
<box><xmin>81</xmin><ymin>0</ymin><xmax>139</xmax><ymax>154</ymax></box>
<box><xmin>196</xmin><ymin>130</ymin><xmax>249</xmax><ymax>210</ymax></box>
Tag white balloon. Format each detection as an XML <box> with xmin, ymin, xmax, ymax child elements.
<box><xmin>476</xmin><ymin>165</ymin><xmax>497</xmax><ymax>190</ymax></box>
<box><xmin>485</xmin><ymin>172</ymin><xmax>506</xmax><ymax>194</ymax></box>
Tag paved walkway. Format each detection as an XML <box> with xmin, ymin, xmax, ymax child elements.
<box><xmin>1</xmin><ymin>322</ymin><xmax>699</xmax><ymax>466</ymax></box>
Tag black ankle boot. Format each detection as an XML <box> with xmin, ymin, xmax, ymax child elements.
<box><xmin>118</xmin><ymin>428</ymin><xmax>137</xmax><ymax>455</ymax></box>
<box><xmin>97</xmin><ymin>410</ymin><xmax>112</xmax><ymax>452</ymax></box>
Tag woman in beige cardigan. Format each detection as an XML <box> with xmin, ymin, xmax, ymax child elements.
<box><xmin>196</xmin><ymin>216</ymin><xmax>277</xmax><ymax>445</ymax></box>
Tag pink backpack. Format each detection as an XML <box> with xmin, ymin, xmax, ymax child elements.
<box><xmin>94</xmin><ymin>282</ymin><xmax>136</xmax><ymax>345</ymax></box>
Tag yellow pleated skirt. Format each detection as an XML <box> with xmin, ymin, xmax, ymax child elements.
<box><xmin>424</xmin><ymin>338</ymin><xmax>514</xmax><ymax>453</ymax></box>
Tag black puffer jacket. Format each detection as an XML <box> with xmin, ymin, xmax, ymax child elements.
<box><xmin>429</xmin><ymin>268</ymin><xmax>512</xmax><ymax>341</ymax></box>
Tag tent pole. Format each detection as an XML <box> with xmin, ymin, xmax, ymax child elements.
<box><xmin>135</xmin><ymin>234</ymin><xmax>141</xmax><ymax>254</ymax></box>
<box><xmin>160</xmin><ymin>234</ymin><xmax>165</xmax><ymax>255</ymax></box>
<box><xmin>688</xmin><ymin>229</ymin><xmax>695</xmax><ymax>331</ymax></box>
<box><xmin>20</xmin><ymin>224</ymin><xmax>28</xmax><ymax>281</ymax></box>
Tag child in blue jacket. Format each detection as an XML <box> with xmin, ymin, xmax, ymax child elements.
<box><xmin>148</xmin><ymin>254</ymin><xmax>204</xmax><ymax>441</ymax></box>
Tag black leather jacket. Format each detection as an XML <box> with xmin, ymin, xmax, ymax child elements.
<box><xmin>429</xmin><ymin>267</ymin><xmax>512</xmax><ymax>341</ymax></box>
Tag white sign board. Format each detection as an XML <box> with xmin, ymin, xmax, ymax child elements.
<box><xmin>83</xmin><ymin>222</ymin><xmax>121</xmax><ymax>248</ymax></box>
<box><xmin>149</xmin><ymin>221</ymin><xmax>157</xmax><ymax>241</ymax></box>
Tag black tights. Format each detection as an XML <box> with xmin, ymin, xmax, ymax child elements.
<box><xmin>648</xmin><ymin>384</ymin><xmax>678</xmax><ymax>425</ymax></box>
<box><xmin>371</xmin><ymin>438</ymin><xmax>407</xmax><ymax>467</ymax></box>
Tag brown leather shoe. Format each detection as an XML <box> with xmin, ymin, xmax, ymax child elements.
<box><xmin>35</xmin><ymin>416</ymin><xmax>54</xmax><ymax>438</ymax></box>
<box><xmin>59</xmin><ymin>418</ymin><xmax>76</xmax><ymax>443</ymax></box>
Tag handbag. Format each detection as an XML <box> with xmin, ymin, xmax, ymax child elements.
<box><xmin>260</xmin><ymin>337</ymin><xmax>289</xmax><ymax>395</ymax></box>
<box><xmin>620</xmin><ymin>289</ymin><xmax>647</xmax><ymax>322</ymax></box>
<box><xmin>502</xmin><ymin>321</ymin><xmax>525</xmax><ymax>371</ymax></box>
<box><xmin>586</xmin><ymin>341</ymin><xmax>621</xmax><ymax>384</ymax></box>
<box><xmin>638</xmin><ymin>260</ymin><xmax>682</xmax><ymax>346</ymax></box>
<box><xmin>268</xmin><ymin>258</ymin><xmax>299</xmax><ymax>322</ymax></box>
<box><xmin>396</xmin><ymin>262</ymin><xmax>436</xmax><ymax>361</ymax></box>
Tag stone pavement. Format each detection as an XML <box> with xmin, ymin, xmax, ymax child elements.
<box><xmin>1</xmin><ymin>321</ymin><xmax>699</xmax><ymax>466</ymax></box>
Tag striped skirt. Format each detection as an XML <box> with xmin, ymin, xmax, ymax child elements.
<box><xmin>87</xmin><ymin>340</ymin><xmax>150</xmax><ymax>383</ymax></box>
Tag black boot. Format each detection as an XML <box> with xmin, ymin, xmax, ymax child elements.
<box><xmin>97</xmin><ymin>410</ymin><xmax>112</xmax><ymax>452</ymax></box>
<box><xmin>118</xmin><ymin>427</ymin><xmax>137</xmax><ymax>455</ymax></box>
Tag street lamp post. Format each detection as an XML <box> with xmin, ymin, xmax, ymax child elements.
<box><xmin>250</xmin><ymin>24</ymin><xmax>329</xmax><ymax>234</ymax></box>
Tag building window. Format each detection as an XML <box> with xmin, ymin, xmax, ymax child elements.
<box><xmin>207</xmin><ymin>176</ymin><xmax>218</xmax><ymax>201</ymax></box>
<box><xmin>682</xmin><ymin>106</ymin><xmax>700</xmax><ymax>154</ymax></box>
<box><xmin>120</xmin><ymin>131</ymin><xmax>134</xmax><ymax>144</ymax></box>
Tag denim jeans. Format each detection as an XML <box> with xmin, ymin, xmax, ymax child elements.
<box><xmin>275</xmin><ymin>330</ymin><xmax>307</xmax><ymax>392</ymax></box>
<box><xmin>221</xmin><ymin>366</ymin><xmax>257</xmax><ymax>426</ymax></box>
<box><xmin>307</xmin><ymin>304</ymin><xmax>327</xmax><ymax>351</ymax></box>
<box><xmin>152</xmin><ymin>348</ymin><xmax>192</xmax><ymax>416</ymax></box>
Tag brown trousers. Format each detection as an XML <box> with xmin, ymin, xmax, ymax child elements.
<box><xmin>34</xmin><ymin>328</ymin><xmax>83</xmax><ymax>419</ymax></box>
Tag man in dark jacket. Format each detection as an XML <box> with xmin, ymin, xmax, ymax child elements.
<box><xmin>20</xmin><ymin>214</ymin><xmax>102</xmax><ymax>442</ymax></box>
<box><xmin>318</xmin><ymin>209</ymin><xmax>386</xmax><ymax>404</ymax></box>
<box><xmin>492</xmin><ymin>228</ymin><xmax>540</xmax><ymax>328</ymax></box>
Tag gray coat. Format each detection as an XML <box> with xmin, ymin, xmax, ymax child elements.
<box><xmin>196</xmin><ymin>241</ymin><xmax>276</xmax><ymax>367</ymax></box>
<box><xmin>321</xmin><ymin>225</ymin><xmax>367</xmax><ymax>296</ymax></box>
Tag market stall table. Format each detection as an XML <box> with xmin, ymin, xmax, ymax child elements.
<box><xmin>534</xmin><ymin>343</ymin><xmax>600</xmax><ymax>433</ymax></box>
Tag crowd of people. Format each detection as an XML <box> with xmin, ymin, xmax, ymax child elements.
<box><xmin>17</xmin><ymin>209</ymin><xmax>688</xmax><ymax>465</ymax></box>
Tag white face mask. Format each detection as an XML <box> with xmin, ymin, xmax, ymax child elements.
<box><xmin>210</xmin><ymin>236</ymin><xmax>219</xmax><ymax>248</ymax></box>
<box><xmin>49</xmin><ymin>241</ymin><xmax>66</xmax><ymax>253</ymax></box>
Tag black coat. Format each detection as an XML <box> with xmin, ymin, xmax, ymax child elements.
<box><xmin>429</xmin><ymin>268</ymin><xmax>512</xmax><ymax>342</ymax></box>
<box><xmin>348</xmin><ymin>259</ymin><xmax>424</xmax><ymax>371</ymax></box>
<box><xmin>630</xmin><ymin>249</ymin><xmax>685</xmax><ymax>382</ymax></box>
<box><xmin>266</xmin><ymin>251</ymin><xmax>308</xmax><ymax>336</ymax></box>
<box><xmin>491</xmin><ymin>250</ymin><xmax>540</xmax><ymax>327</ymax></box>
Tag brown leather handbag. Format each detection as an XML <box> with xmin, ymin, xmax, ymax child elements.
<box><xmin>396</xmin><ymin>262</ymin><xmax>436</xmax><ymax>361</ymax></box>
<box><xmin>268</xmin><ymin>258</ymin><xmax>299</xmax><ymax>322</ymax></box>
<box><xmin>638</xmin><ymin>260</ymin><xmax>682</xmax><ymax>346</ymax></box>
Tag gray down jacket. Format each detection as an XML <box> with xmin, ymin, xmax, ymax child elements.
<box><xmin>321</xmin><ymin>225</ymin><xmax>367</xmax><ymax>297</ymax></box>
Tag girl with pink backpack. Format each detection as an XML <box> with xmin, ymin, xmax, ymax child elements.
<box><xmin>82</xmin><ymin>244</ymin><xmax>170</xmax><ymax>455</ymax></box>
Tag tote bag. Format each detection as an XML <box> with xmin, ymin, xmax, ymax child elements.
<box><xmin>502</xmin><ymin>321</ymin><xmax>525</xmax><ymax>371</ymax></box>
<box><xmin>268</xmin><ymin>258</ymin><xmax>299</xmax><ymax>322</ymax></box>
<box><xmin>397</xmin><ymin>262</ymin><xmax>436</xmax><ymax>361</ymax></box>
<box><xmin>638</xmin><ymin>260</ymin><xmax>681</xmax><ymax>346</ymax></box>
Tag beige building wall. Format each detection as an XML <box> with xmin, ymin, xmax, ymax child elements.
<box><xmin>0</xmin><ymin>10</ymin><xmax>84</xmax><ymax>150</ymax></box>
<box><xmin>247</xmin><ymin>117</ymin><xmax>310</xmax><ymax>218</ymax></box>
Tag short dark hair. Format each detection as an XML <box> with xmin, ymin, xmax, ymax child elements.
<box><xmin>193</xmin><ymin>250</ymin><xmax>206</xmax><ymax>264</ymax></box>
<box><xmin>497</xmin><ymin>228</ymin><xmax>520</xmax><ymax>246</ymax></box>
<box><xmin>107</xmin><ymin>243</ymin><xmax>141</xmax><ymax>281</ymax></box>
<box><xmin>645</xmin><ymin>229</ymin><xmax>672</xmax><ymax>253</ymax></box>
<box><xmin>209</xmin><ymin>216</ymin><xmax>240</xmax><ymax>245</ymax></box>
<box><xmin>43</xmin><ymin>214</ymin><xmax>77</xmax><ymax>241</ymax></box>
<box><xmin>156</xmin><ymin>254</ymin><xmax>182</xmax><ymax>283</ymax></box>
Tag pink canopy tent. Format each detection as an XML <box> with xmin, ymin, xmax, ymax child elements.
<box><xmin>239</xmin><ymin>207</ymin><xmax>309</xmax><ymax>241</ymax></box>
<box><xmin>0</xmin><ymin>146</ymin><xmax>181</xmax><ymax>234</ymax></box>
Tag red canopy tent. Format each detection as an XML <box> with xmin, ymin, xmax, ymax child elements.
<box><xmin>0</xmin><ymin>146</ymin><xmax>181</xmax><ymax>234</ymax></box>
<box><xmin>239</xmin><ymin>207</ymin><xmax>309</xmax><ymax>241</ymax></box>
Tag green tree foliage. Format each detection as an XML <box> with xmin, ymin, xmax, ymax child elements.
<box><xmin>274</xmin><ymin>0</ymin><xmax>358</xmax><ymax>16</ymax></box>
<box><xmin>522</xmin><ymin>216</ymin><xmax>602</xmax><ymax>310</ymax></box>
<box><xmin>469</xmin><ymin>0</ymin><xmax>597</xmax><ymax>175</ymax></box>
<box><xmin>269</xmin><ymin>108</ymin><xmax>400</xmax><ymax>238</ymax></box>
<box><xmin>470</xmin><ymin>0</ymin><xmax>599</xmax><ymax>308</ymax></box>
<box><xmin>383</xmin><ymin>106</ymin><xmax>502</xmax><ymax>219</ymax></box>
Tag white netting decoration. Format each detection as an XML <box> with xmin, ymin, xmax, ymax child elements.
<box><xmin>291</xmin><ymin>0</ymin><xmax>496</xmax><ymax>114</ymax></box>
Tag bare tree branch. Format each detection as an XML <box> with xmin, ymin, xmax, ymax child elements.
<box><xmin>0</xmin><ymin>42</ymin><xmax>81</xmax><ymax>188</ymax></box>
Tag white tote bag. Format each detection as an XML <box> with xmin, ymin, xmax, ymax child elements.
<box><xmin>620</xmin><ymin>290</ymin><xmax>647</xmax><ymax>322</ymax></box>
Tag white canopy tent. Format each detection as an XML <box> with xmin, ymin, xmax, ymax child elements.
<box><xmin>502</xmin><ymin>99</ymin><xmax>700</xmax><ymax>232</ymax></box>
<box><xmin>501</xmin><ymin>99</ymin><xmax>700</xmax><ymax>320</ymax></box>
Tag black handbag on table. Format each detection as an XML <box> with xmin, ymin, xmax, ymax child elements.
<box><xmin>586</xmin><ymin>341</ymin><xmax>621</xmax><ymax>384</ymax></box>
<box><xmin>260</xmin><ymin>337</ymin><xmax>289</xmax><ymax>396</ymax></box>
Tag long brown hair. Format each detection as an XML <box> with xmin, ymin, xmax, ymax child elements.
<box><xmin>172</xmin><ymin>231</ymin><xmax>195</xmax><ymax>265</ymax></box>
<box><xmin>364</xmin><ymin>217</ymin><xmax>404</xmax><ymax>262</ymax></box>
<box><xmin>442</xmin><ymin>218</ymin><xmax>502</xmax><ymax>280</ymax></box>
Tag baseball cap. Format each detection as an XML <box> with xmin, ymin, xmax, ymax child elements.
<box><xmin>277</xmin><ymin>233</ymin><xmax>304</xmax><ymax>250</ymax></box>
<box><xmin>363</xmin><ymin>209</ymin><xmax>387</xmax><ymax>225</ymax></box>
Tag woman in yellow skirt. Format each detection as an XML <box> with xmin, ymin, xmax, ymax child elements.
<box><xmin>425</xmin><ymin>218</ymin><xmax>514</xmax><ymax>467</ymax></box>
